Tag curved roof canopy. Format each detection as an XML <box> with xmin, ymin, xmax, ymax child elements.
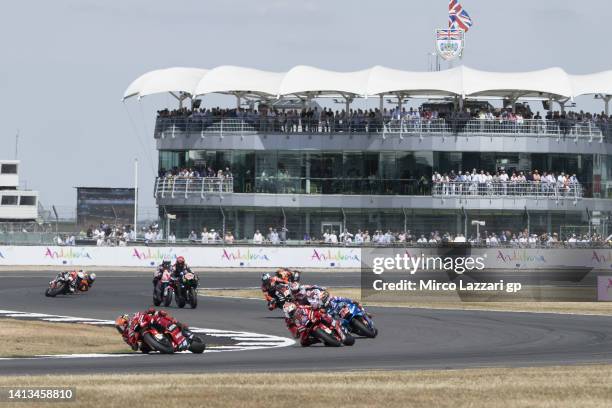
<box><xmin>123</xmin><ymin>67</ymin><xmax>209</xmax><ymax>100</ymax></box>
<box><xmin>124</xmin><ymin>65</ymin><xmax>612</xmax><ymax>101</ymax></box>
<box><xmin>194</xmin><ymin>66</ymin><xmax>284</xmax><ymax>97</ymax></box>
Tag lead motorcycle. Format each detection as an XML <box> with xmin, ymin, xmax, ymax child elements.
<box><xmin>327</xmin><ymin>298</ymin><xmax>377</xmax><ymax>338</ymax></box>
<box><xmin>45</xmin><ymin>271</ymin><xmax>75</xmax><ymax>297</ymax></box>
<box><xmin>175</xmin><ymin>271</ymin><xmax>199</xmax><ymax>309</ymax></box>
<box><xmin>289</xmin><ymin>304</ymin><xmax>354</xmax><ymax>347</ymax></box>
<box><xmin>130</xmin><ymin>312</ymin><xmax>206</xmax><ymax>354</ymax></box>
<box><xmin>153</xmin><ymin>269</ymin><xmax>176</xmax><ymax>307</ymax></box>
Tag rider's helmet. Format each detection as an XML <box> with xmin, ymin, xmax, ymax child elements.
<box><xmin>276</xmin><ymin>268</ymin><xmax>290</xmax><ymax>281</ymax></box>
<box><xmin>176</xmin><ymin>256</ymin><xmax>185</xmax><ymax>265</ymax></box>
<box><xmin>261</xmin><ymin>273</ymin><xmax>271</xmax><ymax>284</ymax></box>
<box><xmin>87</xmin><ymin>272</ymin><xmax>96</xmax><ymax>284</ymax></box>
<box><xmin>292</xmin><ymin>270</ymin><xmax>301</xmax><ymax>282</ymax></box>
<box><xmin>114</xmin><ymin>314</ymin><xmax>129</xmax><ymax>334</ymax></box>
<box><xmin>77</xmin><ymin>270</ymin><xmax>85</xmax><ymax>279</ymax></box>
<box><xmin>289</xmin><ymin>281</ymin><xmax>300</xmax><ymax>293</ymax></box>
<box><xmin>282</xmin><ymin>302</ymin><xmax>297</xmax><ymax>319</ymax></box>
<box><xmin>161</xmin><ymin>258</ymin><xmax>172</xmax><ymax>269</ymax></box>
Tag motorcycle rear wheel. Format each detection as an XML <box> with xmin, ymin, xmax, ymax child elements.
<box><xmin>142</xmin><ymin>332</ymin><xmax>175</xmax><ymax>354</ymax></box>
<box><xmin>312</xmin><ymin>328</ymin><xmax>342</xmax><ymax>347</ymax></box>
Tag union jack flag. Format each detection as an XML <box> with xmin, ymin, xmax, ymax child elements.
<box><xmin>448</xmin><ymin>0</ymin><xmax>473</xmax><ymax>32</ymax></box>
<box><xmin>436</xmin><ymin>30</ymin><xmax>462</xmax><ymax>40</ymax></box>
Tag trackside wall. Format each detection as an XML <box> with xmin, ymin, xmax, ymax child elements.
<box><xmin>0</xmin><ymin>246</ymin><xmax>611</xmax><ymax>270</ymax></box>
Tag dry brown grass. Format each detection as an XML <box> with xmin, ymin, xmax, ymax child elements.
<box><xmin>201</xmin><ymin>288</ymin><xmax>612</xmax><ymax>315</ymax></box>
<box><xmin>0</xmin><ymin>319</ymin><xmax>131</xmax><ymax>357</ymax></box>
<box><xmin>1</xmin><ymin>365</ymin><xmax>611</xmax><ymax>408</ymax></box>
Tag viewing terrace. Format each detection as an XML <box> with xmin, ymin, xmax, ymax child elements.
<box><xmin>154</xmin><ymin>115</ymin><xmax>610</xmax><ymax>142</ymax></box>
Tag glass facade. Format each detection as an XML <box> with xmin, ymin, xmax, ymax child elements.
<box><xmin>161</xmin><ymin>206</ymin><xmax>589</xmax><ymax>241</ymax></box>
<box><xmin>159</xmin><ymin>150</ymin><xmax>598</xmax><ymax>197</ymax></box>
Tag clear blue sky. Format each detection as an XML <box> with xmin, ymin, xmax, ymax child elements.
<box><xmin>1</xmin><ymin>0</ymin><xmax>610</xmax><ymax>209</ymax></box>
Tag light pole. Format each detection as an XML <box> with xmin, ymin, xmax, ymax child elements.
<box><xmin>133</xmin><ymin>158</ymin><xmax>138</xmax><ymax>239</ymax></box>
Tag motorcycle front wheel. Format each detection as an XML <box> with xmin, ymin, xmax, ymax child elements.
<box><xmin>188</xmin><ymin>288</ymin><xmax>197</xmax><ymax>309</ymax></box>
<box><xmin>45</xmin><ymin>283</ymin><xmax>65</xmax><ymax>297</ymax></box>
<box><xmin>312</xmin><ymin>328</ymin><xmax>342</xmax><ymax>347</ymax></box>
<box><xmin>350</xmin><ymin>317</ymin><xmax>377</xmax><ymax>338</ymax></box>
<box><xmin>163</xmin><ymin>289</ymin><xmax>173</xmax><ymax>307</ymax></box>
<box><xmin>142</xmin><ymin>332</ymin><xmax>175</xmax><ymax>354</ymax></box>
<box><xmin>188</xmin><ymin>335</ymin><xmax>206</xmax><ymax>354</ymax></box>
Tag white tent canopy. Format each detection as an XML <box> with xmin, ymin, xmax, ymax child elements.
<box><xmin>124</xmin><ymin>65</ymin><xmax>612</xmax><ymax>101</ymax></box>
<box><xmin>194</xmin><ymin>66</ymin><xmax>284</xmax><ymax>97</ymax></box>
<box><xmin>123</xmin><ymin>67</ymin><xmax>209</xmax><ymax>100</ymax></box>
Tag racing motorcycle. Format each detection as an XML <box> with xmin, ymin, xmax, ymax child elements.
<box><xmin>297</xmin><ymin>307</ymin><xmax>354</xmax><ymax>347</ymax></box>
<box><xmin>175</xmin><ymin>271</ymin><xmax>199</xmax><ymax>309</ymax></box>
<box><xmin>131</xmin><ymin>312</ymin><xmax>206</xmax><ymax>354</ymax></box>
<box><xmin>153</xmin><ymin>269</ymin><xmax>176</xmax><ymax>307</ymax></box>
<box><xmin>45</xmin><ymin>271</ymin><xmax>75</xmax><ymax>297</ymax></box>
<box><xmin>327</xmin><ymin>299</ymin><xmax>378</xmax><ymax>338</ymax></box>
<box><xmin>267</xmin><ymin>283</ymin><xmax>293</xmax><ymax>310</ymax></box>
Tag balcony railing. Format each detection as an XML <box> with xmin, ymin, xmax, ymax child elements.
<box><xmin>154</xmin><ymin>176</ymin><xmax>585</xmax><ymax>200</ymax></box>
<box><xmin>432</xmin><ymin>181</ymin><xmax>583</xmax><ymax>199</ymax></box>
<box><xmin>154</xmin><ymin>177</ymin><xmax>233</xmax><ymax>198</ymax></box>
<box><xmin>154</xmin><ymin>116</ymin><xmax>609</xmax><ymax>141</ymax></box>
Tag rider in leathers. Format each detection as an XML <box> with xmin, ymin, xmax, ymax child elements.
<box><xmin>115</xmin><ymin>308</ymin><xmax>192</xmax><ymax>352</ymax></box>
<box><xmin>283</xmin><ymin>302</ymin><xmax>337</xmax><ymax>347</ymax></box>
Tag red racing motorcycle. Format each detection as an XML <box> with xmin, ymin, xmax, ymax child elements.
<box><xmin>131</xmin><ymin>312</ymin><xmax>206</xmax><ymax>354</ymax></box>
<box><xmin>289</xmin><ymin>305</ymin><xmax>354</xmax><ymax>347</ymax></box>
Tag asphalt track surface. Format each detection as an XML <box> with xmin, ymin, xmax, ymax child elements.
<box><xmin>1</xmin><ymin>270</ymin><xmax>612</xmax><ymax>375</ymax></box>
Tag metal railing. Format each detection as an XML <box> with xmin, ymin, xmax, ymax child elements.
<box><xmin>154</xmin><ymin>176</ymin><xmax>233</xmax><ymax>198</ymax></box>
<box><xmin>432</xmin><ymin>181</ymin><xmax>583</xmax><ymax>199</ymax></box>
<box><xmin>154</xmin><ymin>116</ymin><xmax>610</xmax><ymax>141</ymax></box>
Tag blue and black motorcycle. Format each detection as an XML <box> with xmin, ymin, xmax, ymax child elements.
<box><xmin>326</xmin><ymin>297</ymin><xmax>378</xmax><ymax>338</ymax></box>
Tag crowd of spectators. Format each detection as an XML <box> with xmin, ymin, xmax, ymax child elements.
<box><xmin>307</xmin><ymin>228</ymin><xmax>608</xmax><ymax>247</ymax></box>
<box><xmin>431</xmin><ymin>168</ymin><xmax>582</xmax><ymax>197</ymax></box>
<box><xmin>156</xmin><ymin>105</ymin><xmax>611</xmax><ymax>136</ymax></box>
<box><xmin>85</xmin><ymin>223</ymin><xmax>136</xmax><ymax>246</ymax></box>
<box><xmin>158</xmin><ymin>165</ymin><xmax>232</xmax><ymax>180</ymax></box>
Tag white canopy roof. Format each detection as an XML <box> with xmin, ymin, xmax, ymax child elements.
<box><xmin>123</xmin><ymin>67</ymin><xmax>208</xmax><ymax>100</ymax></box>
<box><xmin>194</xmin><ymin>66</ymin><xmax>284</xmax><ymax>97</ymax></box>
<box><xmin>124</xmin><ymin>65</ymin><xmax>612</xmax><ymax>101</ymax></box>
<box><xmin>570</xmin><ymin>70</ymin><xmax>612</xmax><ymax>97</ymax></box>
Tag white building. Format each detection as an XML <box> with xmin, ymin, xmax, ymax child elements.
<box><xmin>0</xmin><ymin>160</ymin><xmax>38</xmax><ymax>221</ymax></box>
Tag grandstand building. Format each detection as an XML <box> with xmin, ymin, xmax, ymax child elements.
<box><xmin>125</xmin><ymin>66</ymin><xmax>612</xmax><ymax>240</ymax></box>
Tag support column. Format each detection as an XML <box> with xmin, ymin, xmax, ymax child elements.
<box><xmin>305</xmin><ymin>153</ymin><xmax>311</xmax><ymax>194</ymax></box>
<box><xmin>305</xmin><ymin>212</ymin><xmax>310</xmax><ymax>237</ymax></box>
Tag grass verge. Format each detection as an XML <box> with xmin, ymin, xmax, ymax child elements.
<box><xmin>201</xmin><ymin>288</ymin><xmax>612</xmax><ymax>315</ymax></box>
<box><xmin>0</xmin><ymin>319</ymin><xmax>131</xmax><ymax>357</ymax></box>
<box><xmin>1</xmin><ymin>365</ymin><xmax>611</xmax><ymax>408</ymax></box>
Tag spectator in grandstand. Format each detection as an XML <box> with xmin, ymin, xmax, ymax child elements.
<box><xmin>253</xmin><ymin>229</ymin><xmax>263</xmax><ymax>244</ymax></box>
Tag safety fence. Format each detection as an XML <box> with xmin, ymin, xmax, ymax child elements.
<box><xmin>432</xmin><ymin>181</ymin><xmax>583</xmax><ymax>199</ymax></box>
<box><xmin>154</xmin><ymin>116</ymin><xmax>609</xmax><ymax>141</ymax></box>
<box><xmin>154</xmin><ymin>177</ymin><xmax>233</xmax><ymax>198</ymax></box>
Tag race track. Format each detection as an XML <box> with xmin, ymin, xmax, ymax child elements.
<box><xmin>1</xmin><ymin>270</ymin><xmax>612</xmax><ymax>375</ymax></box>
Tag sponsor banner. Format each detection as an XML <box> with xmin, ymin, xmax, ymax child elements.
<box><xmin>597</xmin><ymin>276</ymin><xmax>612</xmax><ymax>301</ymax></box>
<box><xmin>0</xmin><ymin>246</ymin><xmax>362</xmax><ymax>268</ymax></box>
<box><xmin>0</xmin><ymin>245</ymin><xmax>610</xmax><ymax>269</ymax></box>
